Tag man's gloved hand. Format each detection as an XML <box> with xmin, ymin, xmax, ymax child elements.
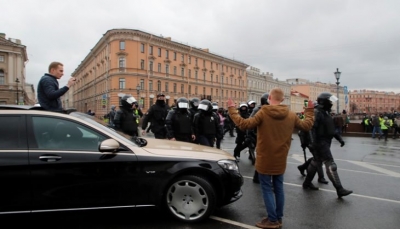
<box><xmin>340</xmin><ymin>141</ymin><xmax>345</xmax><ymax>147</ymax></box>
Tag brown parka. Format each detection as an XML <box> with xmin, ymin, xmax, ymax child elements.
<box><xmin>228</xmin><ymin>105</ymin><xmax>314</xmax><ymax>175</ymax></box>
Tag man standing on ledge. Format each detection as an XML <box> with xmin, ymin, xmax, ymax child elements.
<box><xmin>37</xmin><ymin>62</ymin><xmax>76</xmax><ymax>112</ymax></box>
<box><xmin>227</xmin><ymin>88</ymin><xmax>314</xmax><ymax>229</ymax></box>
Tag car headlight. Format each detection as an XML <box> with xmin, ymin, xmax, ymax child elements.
<box><xmin>218</xmin><ymin>160</ymin><xmax>239</xmax><ymax>171</ymax></box>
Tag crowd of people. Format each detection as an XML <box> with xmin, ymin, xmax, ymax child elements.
<box><xmin>37</xmin><ymin>61</ymin><xmax>356</xmax><ymax>229</ymax></box>
<box><xmin>361</xmin><ymin>112</ymin><xmax>400</xmax><ymax>141</ymax></box>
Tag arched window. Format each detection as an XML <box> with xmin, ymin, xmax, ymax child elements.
<box><xmin>0</xmin><ymin>70</ymin><xmax>4</xmax><ymax>85</ymax></box>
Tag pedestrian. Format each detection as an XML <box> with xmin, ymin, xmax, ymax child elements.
<box><xmin>212</xmin><ymin>102</ymin><xmax>224</xmax><ymax>149</ymax></box>
<box><xmin>37</xmin><ymin>62</ymin><xmax>76</xmax><ymax>112</ymax></box>
<box><xmin>108</xmin><ymin>105</ymin><xmax>117</xmax><ymax>127</ymax></box>
<box><xmin>333</xmin><ymin>114</ymin><xmax>343</xmax><ymax>135</ymax></box>
<box><xmin>114</xmin><ymin>95</ymin><xmax>140</xmax><ymax>137</ymax></box>
<box><xmin>227</xmin><ymin>88</ymin><xmax>314</xmax><ymax>228</ymax></box>
<box><xmin>392</xmin><ymin>116</ymin><xmax>400</xmax><ymax>139</ymax></box>
<box><xmin>247</xmin><ymin>100</ymin><xmax>256</xmax><ymax>114</ymax></box>
<box><xmin>371</xmin><ymin>114</ymin><xmax>383</xmax><ymax>139</ymax></box>
<box><xmin>382</xmin><ymin>116</ymin><xmax>391</xmax><ymax>141</ymax></box>
<box><xmin>141</xmin><ymin>93</ymin><xmax>170</xmax><ymax>139</ymax></box>
<box><xmin>342</xmin><ymin>110</ymin><xmax>349</xmax><ymax>133</ymax></box>
<box><xmin>302</xmin><ymin>92</ymin><xmax>353</xmax><ymax>198</ymax></box>
<box><xmin>165</xmin><ymin>97</ymin><xmax>195</xmax><ymax>143</ymax></box>
<box><xmin>193</xmin><ymin>99</ymin><xmax>222</xmax><ymax>147</ymax></box>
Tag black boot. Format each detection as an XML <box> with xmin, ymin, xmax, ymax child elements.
<box><xmin>325</xmin><ymin>162</ymin><xmax>353</xmax><ymax>198</ymax></box>
<box><xmin>302</xmin><ymin>161</ymin><xmax>319</xmax><ymax>190</ymax></box>
<box><xmin>248</xmin><ymin>147</ymin><xmax>255</xmax><ymax>165</ymax></box>
<box><xmin>298</xmin><ymin>158</ymin><xmax>312</xmax><ymax>176</ymax></box>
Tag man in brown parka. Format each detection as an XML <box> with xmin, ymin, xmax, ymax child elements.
<box><xmin>227</xmin><ymin>88</ymin><xmax>314</xmax><ymax>229</ymax></box>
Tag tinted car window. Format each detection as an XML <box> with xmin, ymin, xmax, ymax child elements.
<box><xmin>32</xmin><ymin>117</ymin><xmax>107</xmax><ymax>151</ymax></box>
<box><xmin>0</xmin><ymin>116</ymin><xmax>26</xmax><ymax>149</ymax></box>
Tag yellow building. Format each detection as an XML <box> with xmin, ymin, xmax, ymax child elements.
<box><xmin>69</xmin><ymin>29</ymin><xmax>248</xmax><ymax>116</ymax></box>
<box><xmin>0</xmin><ymin>33</ymin><xmax>34</xmax><ymax>105</ymax></box>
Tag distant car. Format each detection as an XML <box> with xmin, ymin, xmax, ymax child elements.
<box><xmin>0</xmin><ymin>105</ymin><xmax>243</xmax><ymax>223</ymax></box>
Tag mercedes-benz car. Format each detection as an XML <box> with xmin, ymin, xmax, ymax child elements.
<box><xmin>0</xmin><ymin>105</ymin><xmax>243</xmax><ymax>223</ymax></box>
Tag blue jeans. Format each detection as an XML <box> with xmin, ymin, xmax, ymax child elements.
<box><xmin>372</xmin><ymin>126</ymin><xmax>383</xmax><ymax>138</ymax></box>
<box><xmin>258</xmin><ymin>173</ymin><xmax>284</xmax><ymax>222</ymax></box>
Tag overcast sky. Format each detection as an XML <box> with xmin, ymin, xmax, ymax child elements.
<box><xmin>2</xmin><ymin>0</ymin><xmax>400</xmax><ymax>93</ymax></box>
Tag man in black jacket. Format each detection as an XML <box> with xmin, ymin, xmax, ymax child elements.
<box><xmin>141</xmin><ymin>93</ymin><xmax>170</xmax><ymax>139</ymax></box>
<box><xmin>37</xmin><ymin>62</ymin><xmax>76</xmax><ymax>111</ymax></box>
<box><xmin>114</xmin><ymin>96</ymin><xmax>140</xmax><ymax>137</ymax></box>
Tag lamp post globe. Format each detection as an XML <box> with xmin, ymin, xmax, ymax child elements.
<box><xmin>334</xmin><ymin>68</ymin><xmax>341</xmax><ymax>114</ymax></box>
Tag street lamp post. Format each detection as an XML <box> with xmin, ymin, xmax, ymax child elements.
<box><xmin>334</xmin><ymin>68</ymin><xmax>341</xmax><ymax>114</ymax></box>
<box><xmin>15</xmin><ymin>78</ymin><xmax>20</xmax><ymax>105</ymax></box>
<box><xmin>136</xmin><ymin>84</ymin><xmax>141</xmax><ymax>106</ymax></box>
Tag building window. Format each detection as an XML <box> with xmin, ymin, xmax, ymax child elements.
<box><xmin>195</xmin><ymin>71</ymin><xmax>198</xmax><ymax>80</ymax></box>
<box><xmin>158</xmin><ymin>63</ymin><xmax>162</xmax><ymax>72</ymax></box>
<box><xmin>158</xmin><ymin>48</ymin><xmax>161</xmax><ymax>57</ymax></box>
<box><xmin>181</xmin><ymin>54</ymin><xmax>184</xmax><ymax>62</ymax></box>
<box><xmin>173</xmin><ymin>52</ymin><xmax>177</xmax><ymax>60</ymax></box>
<box><xmin>157</xmin><ymin>80</ymin><xmax>161</xmax><ymax>91</ymax></box>
<box><xmin>140</xmin><ymin>79</ymin><xmax>144</xmax><ymax>89</ymax></box>
<box><xmin>211</xmin><ymin>74</ymin><xmax>213</xmax><ymax>82</ymax></box>
<box><xmin>140</xmin><ymin>43</ymin><xmax>145</xmax><ymax>53</ymax></box>
<box><xmin>119</xmin><ymin>78</ymin><xmax>125</xmax><ymax>89</ymax></box>
<box><xmin>221</xmin><ymin>76</ymin><xmax>224</xmax><ymax>84</ymax></box>
<box><xmin>166</xmin><ymin>64</ymin><xmax>169</xmax><ymax>74</ymax></box>
<box><xmin>188</xmin><ymin>56</ymin><xmax>191</xmax><ymax>64</ymax></box>
<box><xmin>195</xmin><ymin>58</ymin><xmax>198</xmax><ymax>66</ymax></box>
<box><xmin>149</xmin><ymin>61</ymin><xmax>153</xmax><ymax>71</ymax></box>
<box><xmin>203</xmin><ymin>87</ymin><xmax>206</xmax><ymax>95</ymax></box>
<box><xmin>166</xmin><ymin>50</ymin><xmax>169</xmax><ymax>59</ymax></box>
<box><xmin>203</xmin><ymin>72</ymin><xmax>206</xmax><ymax>81</ymax></box>
<box><xmin>211</xmin><ymin>62</ymin><xmax>213</xmax><ymax>69</ymax></box>
<box><xmin>189</xmin><ymin>69</ymin><xmax>191</xmax><ymax>78</ymax></box>
<box><xmin>149</xmin><ymin>46</ymin><xmax>153</xmax><ymax>55</ymax></box>
<box><xmin>140</xmin><ymin>59</ymin><xmax>145</xmax><ymax>70</ymax></box>
<box><xmin>119</xmin><ymin>41</ymin><xmax>125</xmax><ymax>50</ymax></box>
<box><xmin>230</xmin><ymin>78</ymin><xmax>233</xmax><ymax>85</ymax></box>
<box><xmin>149</xmin><ymin>80</ymin><xmax>153</xmax><ymax>91</ymax></box>
<box><xmin>189</xmin><ymin>85</ymin><xmax>191</xmax><ymax>94</ymax></box>
<box><xmin>195</xmin><ymin>86</ymin><xmax>198</xmax><ymax>95</ymax></box>
<box><xmin>216</xmin><ymin>89</ymin><xmax>218</xmax><ymax>97</ymax></box>
<box><xmin>0</xmin><ymin>55</ymin><xmax>4</xmax><ymax>62</ymax></box>
<box><xmin>203</xmin><ymin>60</ymin><xmax>206</xmax><ymax>67</ymax></box>
<box><xmin>173</xmin><ymin>83</ymin><xmax>177</xmax><ymax>93</ymax></box>
<box><xmin>165</xmin><ymin>82</ymin><xmax>169</xmax><ymax>92</ymax></box>
<box><xmin>119</xmin><ymin>57</ymin><xmax>125</xmax><ymax>68</ymax></box>
<box><xmin>173</xmin><ymin>66</ymin><xmax>177</xmax><ymax>75</ymax></box>
<box><xmin>0</xmin><ymin>70</ymin><xmax>4</xmax><ymax>85</ymax></box>
<box><xmin>181</xmin><ymin>68</ymin><xmax>184</xmax><ymax>77</ymax></box>
<box><xmin>216</xmin><ymin>75</ymin><xmax>218</xmax><ymax>82</ymax></box>
<box><xmin>181</xmin><ymin>84</ymin><xmax>184</xmax><ymax>93</ymax></box>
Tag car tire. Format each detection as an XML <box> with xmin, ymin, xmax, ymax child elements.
<box><xmin>165</xmin><ymin>175</ymin><xmax>216</xmax><ymax>223</ymax></box>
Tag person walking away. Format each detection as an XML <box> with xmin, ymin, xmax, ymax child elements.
<box><xmin>141</xmin><ymin>93</ymin><xmax>170</xmax><ymax>139</ymax></box>
<box><xmin>341</xmin><ymin>110</ymin><xmax>349</xmax><ymax>133</ymax></box>
<box><xmin>333</xmin><ymin>114</ymin><xmax>343</xmax><ymax>135</ymax></box>
<box><xmin>302</xmin><ymin>92</ymin><xmax>353</xmax><ymax>198</ymax></box>
<box><xmin>382</xmin><ymin>116</ymin><xmax>391</xmax><ymax>141</ymax></box>
<box><xmin>165</xmin><ymin>97</ymin><xmax>195</xmax><ymax>143</ymax></box>
<box><xmin>371</xmin><ymin>114</ymin><xmax>383</xmax><ymax>139</ymax></box>
<box><xmin>108</xmin><ymin>105</ymin><xmax>117</xmax><ymax>127</ymax></box>
<box><xmin>227</xmin><ymin>88</ymin><xmax>314</xmax><ymax>228</ymax></box>
<box><xmin>37</xmin><ymin>62</ymin><xmax>76</xmax><ymax>112</ymax></box>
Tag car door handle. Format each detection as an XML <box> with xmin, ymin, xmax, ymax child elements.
<box><xmin>39</xmin><ymin>155</ymin><xmax>62</xmax><ymax>162</ymax></box>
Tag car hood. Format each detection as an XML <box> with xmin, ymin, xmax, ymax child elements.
<box><xmin>141</xmin><ymin>138</ymin><xmax>235</xmax><ymax>161</ymax></box>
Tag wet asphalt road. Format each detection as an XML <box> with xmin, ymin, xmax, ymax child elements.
<box><xmin>7</xmin><ymin>134</ymin><xmax>400</xmax><ymax>229</ymax></box>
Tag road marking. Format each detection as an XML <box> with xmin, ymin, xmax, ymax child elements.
<box><xmin>346</xmin><ymin>161</ymin><xmax>400</xmax><ymax>177</ymax></box>
<box><xmin>290</xmin><ymin>153</ymin><xmax>400</xmax><ymax>177</ymax></box>
<box><xmin>241</xmin><ymin>176</ymin><xmax>400</xmax><ymax>204</ymax></box>
<box><xmin>210</xmin><ymin>216</ymin><xmax>259</xmax><ymax>229</ymax></box>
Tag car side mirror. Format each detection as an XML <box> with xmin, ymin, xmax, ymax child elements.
<box><xmin>99</xmin><ymin>139</ymin><xmax>120</xmax><ymax>152</ymax></box>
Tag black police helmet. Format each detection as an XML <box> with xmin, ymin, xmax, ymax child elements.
<box><xmin>198</xmin><ymin>99</ymin><xmax>212</xmax><ymax>112</ymax></box>
<box><xmin>176</xmin><ymin>97</ymin><xmax>189</xmax><ymax>109</ymax></box>
<box><xmin>211</xmin><ymin>102</ymin><xmax>219</xmax><ymax>111</ymax></box>
<box><xmin>121</xmin><ymin>95</ymin><xmax>137</xmax><ymax>109</ymax></box>
<box><xmin>317</xmin><ymin>92</ymin><xmax>337</xmax><ymax>111</ymax></box>
<box><xmin>189</xmin><ymin>97</ymin><xmax>200</xmax><ymax>108</ymax></box>
<box><xmin>260</xmin><ymin>93</ymin><xmax>270</xmax><ymax>105</ymax></box>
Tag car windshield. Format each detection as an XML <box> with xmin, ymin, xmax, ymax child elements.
<box><xmin>69</xmin><ymin>112</ymin><xmax>139</xmax><ymax>145</ymax></box>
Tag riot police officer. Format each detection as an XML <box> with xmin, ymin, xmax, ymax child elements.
<box><xmin>165</xmin><ymin>97</ymin><xmax>195</xmax><ymax>143</ymax></box>
<box><xmin>189</xmin><ymin>97</ymin><xmax>200</xmax><ymax>117</ymax></box>
<box><xmin>302</xmin><ymin>92</ymin><xmax>353</xmax><ymax>198</ymax></box>
<box><xmin>247</xmin><ymin>100</ymin><xmax>257</xmax><ymax>114</ymax></box>
<box><xmin>141</xmin><ymin>93</ymin><xmax>170</xmax><ymax>139</ymax></box>
<box><xmin>193</xmin><ymin>99</ymin><xmax>223</xmax><ymax>147</ymax></box>
<box><xmin>233</xmin><ymin>103</ymin><xmax>250</xmax><ymax>161</ymax></box>
<box><xmin>114</xmin><ymin>95</ymin><xmax>140</xmax><ymax>137</ymax></box>
<box><xmin>212</xmin><ymin>102</ymin><xmax>224</xmax><ymax>149</ymax></box>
